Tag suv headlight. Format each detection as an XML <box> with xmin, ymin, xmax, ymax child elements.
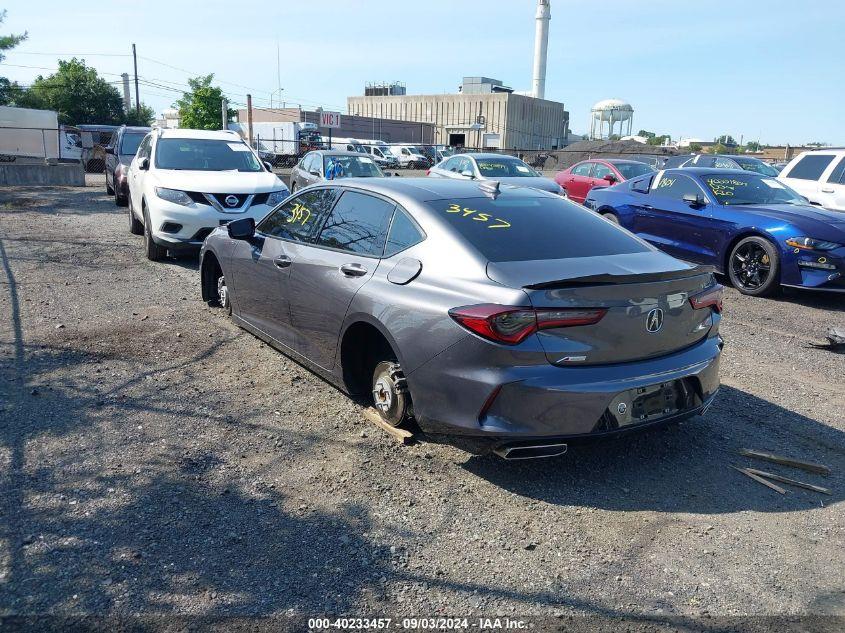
<box><xmin>785</xmin><ymin>236</ymin><xmax>842</xmax><ymax>251</ymax></box>
<box><xmin>266</xmin><ymin>190</ymin><xmax>289</xmax><ymax>207</ymax></box>
<box><xmin>155</xmin><ymin>187</ymin><xmax>193</xmax><ymax>206</ymax></box>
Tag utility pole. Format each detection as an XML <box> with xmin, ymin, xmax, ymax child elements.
<box><xmin>132</xmin><ymin>44</ymin><xmax>140</xmax><ymax>119</ymax></box>
<box><xmin>221</xmin><ymin>98</ymin><xmax>228</xmax><ymax>130</ymax></box>
<box><xmin>246</xmin><ymin>94</ymin><xmax>253</xmax><ymax>146</ymax></box>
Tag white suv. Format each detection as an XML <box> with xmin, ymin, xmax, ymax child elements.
<box><xmin>778</xmin><ymin>149</ymin><xmax>845</xmax><ymax>212</ymax></box>
<box><xmin>127</xmin><ymin>128</ymin><xmax>289</xmax><ymax>260</ymax></box>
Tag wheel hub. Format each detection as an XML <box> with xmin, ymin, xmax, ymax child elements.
<box><xmin>372</xmin><ymin>377</ymin><xmax>393</xmax><ymax>413</ymax></box>
<box><xmin>217</xmin><ymin>276</ymin><xmax>228</xmax><ymax>308</ymax></box>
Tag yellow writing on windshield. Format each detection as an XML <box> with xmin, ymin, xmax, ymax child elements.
<box><xmin>446</xmin><ymin>203</ymin><xmax>511</xmax><ymax>229</ymax></box>
<box><xmin>705</xmin><ymin>178</ymin><xmax>748</xmax><ymax>197</ymax></box>
<box><xmin>656</xmin><ymin>177</ymin><xmax>675</xmax><ymax>188</ymax></box>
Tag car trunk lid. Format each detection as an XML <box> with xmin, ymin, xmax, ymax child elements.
<box><xmin>487</xmin><ymin>253</ymin><xmax>717</xmax><ymax>366</ymax></box>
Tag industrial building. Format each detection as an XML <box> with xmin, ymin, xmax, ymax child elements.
<box><xmin>236</xmin><ymin>106</ymin><xmax>434</xmax><ymax>144</ymax></box>
<box><xmin>348</xmin><ymin>77</ymin><xmax>569</xmax><ymax>151</ymax></box>
<box><xmin>347</xmin><ymin>1</ymin><xmax>568</xmax><ymax>150</ymax></box>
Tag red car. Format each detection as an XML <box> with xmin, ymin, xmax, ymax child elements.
<box><xmin>555</xmin><ymin>159</ymin><xmax>654</xmax><ymax>204</ymax></box>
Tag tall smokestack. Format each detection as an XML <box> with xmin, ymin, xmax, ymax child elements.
<box><xmin>532</xmin><ymin>0</ymin><xmax>551</xmax><ymax>100</ymax></box>
<box><xmin>121</xmin><ymin>73</ymin><xmax>132</xmax><ymax>113</ymax></box>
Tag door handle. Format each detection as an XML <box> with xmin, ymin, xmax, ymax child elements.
<box><xmin>643</xmin><ymin>204</ymin><xmax>654</xmax><ymax>210</ymax></box>
<box><xmin>821</xmin><ymin>188</ymin><xmax>835</xmax><ymax>193</ymax></box>
<box><xmin>273</xmin><ymin>256</ymin><xmax>291</xmax><ymax>269</ymax></box>
<box><xmin>340</xmin><ymin>263</ymin><xmax>368</xmax><ymax>277</ymax></box>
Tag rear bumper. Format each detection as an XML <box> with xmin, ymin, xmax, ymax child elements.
<box><xmin>408</xmin><ymin>334</ymin><xmax>722</xmax><ymax>442</ymax></box>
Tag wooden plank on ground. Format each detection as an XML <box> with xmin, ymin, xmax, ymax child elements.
<box><xmin>745</xmin><ymin>468</ymin><xmax>832</xmax><ymax>496</ymax></box>
<box><xmin>739</xmin><ymin>449</ymin><xmax>831</xmax><ymax>476</ymax></box>
<box><xmin>362</xmin><ymin>408</ymin><xmax>414</xmax><ymax>445</ymax></box>
<box><xmin>732</xmin><ymin>466</ymin><xmax>786</xmax><ymax>494</ymax></box>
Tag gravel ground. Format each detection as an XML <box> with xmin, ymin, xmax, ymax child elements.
<box><xmin>0</xmin><ymin>179</ymin><xmax>844</xmax><ymax>625</ymax></box>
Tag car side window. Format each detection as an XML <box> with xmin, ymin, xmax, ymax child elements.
<box><xmin>383</xmin><ymin>207</ymin><xmax>425</xmax><ymax>258</ymax></box>
<box><xmin>257</xmin><ymin>188</ymin><xmax>339</xmax><ymax>242</ymax></box>
<box><xmin>136</xmin><ymin>135</ymin><xmax>151</xmax><ymax>160</ymax></box>
<box><xmin>572</xmin><ymin>162</ymin><xmax>593</xmax><ymax>177</ymax></box>
<box><xmin>826</xmin><ymin>157</ymin><xmax>845</xmax><ymax>184</ymax></box>
<box><xmin>714</xmin><ymin>157</ymin><xmax>736</xmax><ymax>169</ymax></box>
<box><xmin>631</xmin><ymin>175</ymin><xmax>653</xmax><ymax>193</ymax></box>
<box><xmin>316</xmin><ymin>191</ymin><xmax>395</xmax><ymax>257</ymax></box>
<box><xmin>785</xmin><ymin>154</ymin><xmax>835</xmax><ymax>180</ymax></box>
<box><xmin>652</xmin><ymin>173</ymin><xmax>705</xmax><ymax>201</ymax></box>
<box><xmin>299</xmin><ymin>154</ymin><xmax>312</xmax><ymax>172</ymax></box>
<box><xmin>593</xmin><ymin>163</ymin><xmax>613</xmax><ymax>179</ymax></box>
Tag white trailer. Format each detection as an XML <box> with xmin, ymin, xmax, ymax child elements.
<box><xmin>230</xmin><ymin>121</ymin><xmax>323</xmax><ymax>165</ymax></box>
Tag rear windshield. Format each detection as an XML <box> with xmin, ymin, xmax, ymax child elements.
<box><xmin>119</xmin><ymin>132</ymin><xmax>146</xmax><ymax>156</ymax></box>
<box><xmin>431</xmin><ymin>196</ymin><xmax>649</xmax><ymax>262</ymax></box>
<box><xmin>155</xmin><ymin>138</ymin><xmax>263</xmax><ymax>172</ymax></box>
<box><xmin>732</xmin><ymin>157</ymin><xmax>779</xmax><ymax>177</ymax></box>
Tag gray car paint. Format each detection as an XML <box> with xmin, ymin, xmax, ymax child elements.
<box><xmin>201</xmin><ymin>178</ymin><xmax>721</xmax><ymax>444</ymax></box>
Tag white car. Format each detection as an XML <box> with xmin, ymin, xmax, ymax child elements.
<box><xmin>778</xmin><ymin>149</ymin><xmax>845</xmax><ymax>212</ymax></box>
<box><xmin>127</xmin><ymin>128</ymin><xmax>289</xmax><ymax>261</ymax></box>
<box><xmin>428</xmin><ymin>152</ymin><xmax>563</xmax><ymax>195</ymax></box>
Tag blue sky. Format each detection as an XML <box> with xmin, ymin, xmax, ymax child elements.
<box><xmin>1</xmin><ymin>0</ymin><xmax>842</xmax><ymax>145</ymax></box>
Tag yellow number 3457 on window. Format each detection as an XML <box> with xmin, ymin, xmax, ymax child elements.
<box><xmin>446</xmin><ymin>203</ymin><xmax>511</xmax><ymax>229</ymax></box>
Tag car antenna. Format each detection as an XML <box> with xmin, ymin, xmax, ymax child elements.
<box><xmin>478</xmin><ymin>180</ymin><xmax>501</xmax><ymax>198</ymax></box>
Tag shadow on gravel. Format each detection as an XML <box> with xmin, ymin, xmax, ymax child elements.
<box><xmin>777</xmin><ymin>287</ymin><xmax>845</xmax><ymax>314</ymax></box>
<box><xmin>461</xmin><ymin>385</ymin><xmax>844</xmax><ymax>515</ymax></box>
<box><xmin>0</xmin><ymin>187</ymin><xmax>119</xmax><ymax>216</ymax></box>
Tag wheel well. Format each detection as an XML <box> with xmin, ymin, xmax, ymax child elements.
<box><xmin>340</xmin><ymin>322</ymin><xmax>395</xmax><ymax>396</ymax></box>
<box><xmin>722</xmin><ymin>231</ymin><xmax>777</xmax><ymax>276</ymax></box>
<box><xmin>597</xmin><ymin>206</ymin><xmax>617</xmax><ymax>216</ymax></box>
<box><xmin>201</xmin><ymin>252</ymin><xmax>222</xmax><ymax>304</ymax></box>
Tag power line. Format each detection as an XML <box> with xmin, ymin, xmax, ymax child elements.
<box><xmin>7</xmin><ymin>51</ymin><xmax>131</xmax><ymax>57</ymax></box>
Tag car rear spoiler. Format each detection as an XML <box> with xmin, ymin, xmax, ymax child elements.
<box><xmin>522</xmin><ymin>265</ymin><xmax>716</xmax><ymax>290</ymax></box>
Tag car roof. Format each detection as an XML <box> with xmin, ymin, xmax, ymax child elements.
<box><xmin>323</xmin><ymin>177</ymin><xmax>549</xmax><ymax>203</ymax></box>
<box><xmin>664</xmin><ymin>167</ymin><xmax>765</xmax><ymax>177</ymax></box>
<box><xmin>460</xmin><ymin>153</ymin><xmax>522</xmax><ymax>160</ymax></box>
<box><xmin>158</xmin><ymin>128</ymin><xmax>243</xmax><ymax>141</ymax></box>
<box><xmin>121</xmin><ymin>126</ymin><xmax>152</xmax><ymax>133</ymax></box>
<box><xmin>606</xmin><ymin>158</ymin><xmax>647</xmax><ymax>165</ymax></box>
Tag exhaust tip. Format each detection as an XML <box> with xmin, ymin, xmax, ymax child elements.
<box><xmin>493</xmin><ymin>442</ymin><xmax>568</xmax><ymax>460</ymax></box>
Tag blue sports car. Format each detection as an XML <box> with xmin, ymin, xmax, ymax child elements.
<box><xmin>584</xmin><ymin>168</ymin><xmax>845</xmax><ymax>296</ymax></box>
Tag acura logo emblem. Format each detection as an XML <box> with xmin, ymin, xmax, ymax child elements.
<box><xmin>224</xmin><ymin>195</ymin><xmax>239</xmax><ymax>207</ymax></box>
<box><xmin>646</xmin><ymin>308</ymin><xmax>664</xmax><ymax>333</ymax></box>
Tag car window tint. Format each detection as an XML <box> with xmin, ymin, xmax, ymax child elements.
<box><xmin>384</xmin><ymin>207</ymin><xmax>425</xmax><ymax>257</ymax></box>
<box><xmin>572</xmin><ymin>162</ymin><xmax>593</xmax><ymax>176</ymax></box>
<box><xmin>257</xmin><ymin>188</ymin><xmax>339</xmax><ymax>242</ymax></box>
<box><xmin>631</xmin><ymin>175</ymin><xmax>653</xmax><ymax>193</ymax></box>
<box><xmin>593</xmin><ymin>163</ymin><xmax>613</xmax><ymax>178</ymax></box>
<box><xmin>316</xmin><ymin>191</ymin><xmax>395</xmax><ymax>256</ymax></box>
<box><xmin>786</xmin><ymin>154</ymin><xmax>835</xmax><ymax>180</ymax></box>
<box><xmin>614</xmin><ymin>162</ymin><xmax>653</xmax><ymax>179</ymax></box>
<box><xmin>826</xmin><ymin>157</ymin><xmax>845</xmax><ymax>184</ymax></box>
<box><xmin>431</xmin><ymin>196</ymin><xmax>648</xmax><ymax>262</ymax></box>
<box><xmin>714</xmin><ymin>157</ymin><xmax>737</xmax><ymax>169</ymax></box>
<box><xmin>652</xmin><ymin>173</ymin><xmax>705</xmax><ymax>200</ymax></box>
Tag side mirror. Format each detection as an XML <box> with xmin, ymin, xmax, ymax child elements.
<box><xmin>105</xmin><ymin>146</ymin><xmax>115</xmax><ymax>155</ymax></box>
<box><xmin>393</xmin><ymin>172</ymin><xmax>401</xmax><ymax>177</ymax></box>
<box><xmin>263</xmin><ymin>161</ymin><xmax>274</xmax><ymax>172</ymax></box>
<box><xmin>309</xmin><ymin>169</ymin><xmax>321</xmax><ymax>177</ymax></box>
<box><xmin>460</xmin><ymin>169</ymin><xmax>475</xmax><ymax>179</ymax></box>
<box><xmin>603</xmin><ymin>173</ymin><xmax>617</xmax><ymax>183</ymax></box>
<box><xmin>227</xmin><ymin>217</ymin><xmax>255</xmax><ymax>240</ymax></box>
<box><xmin>138</xmin><ymin>157</ymin><xmax>149</xmax><ymax>171</ymax></box>
<box><xmin>682</xmin><ymin>193</ymin><xmax>705</xmax><ymax>207</ymax></box>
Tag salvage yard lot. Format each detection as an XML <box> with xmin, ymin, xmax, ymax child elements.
<box><xmin>1</xmin><ymin>182</ymin><xmax>844</xmax><ymax>619</ymax></box>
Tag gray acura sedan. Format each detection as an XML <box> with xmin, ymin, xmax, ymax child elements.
<box><xmin>200</xmin><ymin>178</ymin><xmax>722</xmax><ymax>458</ymax></box>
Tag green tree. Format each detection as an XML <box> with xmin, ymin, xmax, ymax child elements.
<box><xmin>647</xmin><ymin>134</ymin><xmax>669</xmax><ymax>146</ymax></box>
<box><xmin>745</xmin><ymin>140</ymin><xmax>762</xmax><ymax>152</ymax></box>
<box><xmin>714</xmin><ymin>134</ymin><xmax>737</xmax><ymax>147</ymax></box>
<box><xmin>0</xmin><ymin>9</ymin><xmax>27</xmax><ymax>105</ymax></box>
<box><xmin>637</xmin><ymin>129</ymin><xmax>656</xmax><ymax>139</ymax></box>
<box><xmin>124</xmin><ymin>103</ymin><xmax>156</xmax><ymax>126</ymax></box>
<box><xmin>17</xmin><ymin>58</ymin><xmax>125</xmax><ymax>124</ymax></box>
<box><xmin>0</xmin><ymin>9</ymin><xmax>26</xmax><ymax>63</ymax></box>
<box><xmin>688</xmin><ymin>142</ymin><xmax>703</xmax><ymax>152</ymax></box>
<box><xmin>175</xmin><ymin>74</ymin><xmax>234</xmax><ymax>130</ymax></box>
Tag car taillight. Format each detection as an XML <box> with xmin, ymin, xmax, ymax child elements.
<box><xmin>425</xmin><ymin>169</ymin><xmax>431</xmax><ymax>176</ymax></box>
<box><xmin>689</xmin><ymin>285</ymin><xmax>724</xmax><ymax>313</ymax></box>
<box><xmin>448</xmin><ymin>304</ymin><xmax>607</xmax><ymax>345</ymax></box>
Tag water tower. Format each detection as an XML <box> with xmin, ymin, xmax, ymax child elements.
<box><xmin>589</xmin><ymin>99</ymin><xmax>634</xmax><ymax>140</ymax></box>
